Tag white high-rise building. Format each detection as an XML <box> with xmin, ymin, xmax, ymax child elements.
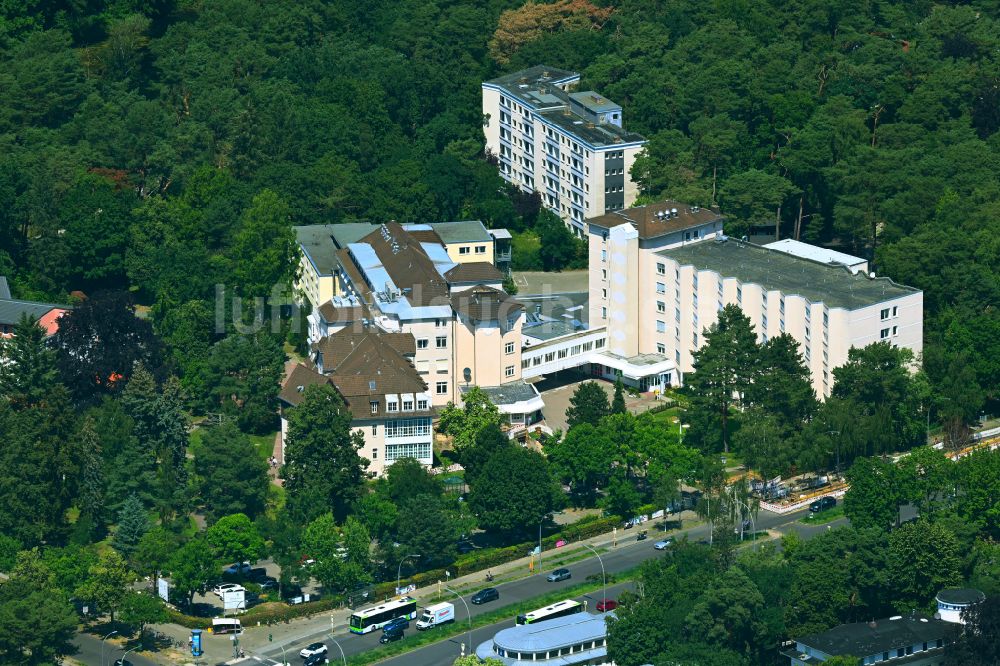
<box><xmin>482</xmin><ymin>65</ymin><xmax>647</xmax><ymax>236</ymax></box>
<box><xmin>587</xmin><ymin>201</ymin><xmax>923</xmax><ymax>398</ymax></box>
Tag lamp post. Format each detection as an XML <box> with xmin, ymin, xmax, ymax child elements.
<box><xmin>396</xmin><ymin>554</ymin><xmax>420</xmax><ymax>596</ymax></box>
<box><xmin>117</xmin><ymin>644</ymin><xmax>139</xmax><ymax>666</ymax></box>
<box><xmin>444</xmin><ymin>585</ymin><xmax>473</xmax><ymax>658</ymax></box>
<box><xmin>672</xmin><ymin>418</ymin><xmax>690</xmax><ymax>444</ymax></box>
<box><xmin>279</xmin><ymin>643</ymin><xmax>287</xmax><ymax>666</ymax></box>
<box><xmin>326</xmin><ymin>635</ymin><xmax>347</xmax><ymax>666</ymax></box>
<box><xmin>101</xmin><ymin>630</ymin><xmax>118</xmax><ymax>666</ymax></box>
<box><xmin>582</xmin><ymin>544</ymin><xmax>606</xmax><ymax>612</ymax></box>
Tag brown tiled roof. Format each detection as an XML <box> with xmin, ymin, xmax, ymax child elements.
<box><xmin>279</xmin><ymin>364</ymin><xmax>333</xmax><ymax>407</ymax></box>
<box><xmin>406</xmin><ymin>229</ymin><xmax>444</xmax><ymax>245</ymax></box>
<box><xmin>451</xmin><ymin>285</ymin><xmax>524</xmax><ymax>322</ymax></box>
<box><xmin>588</xmin><ymin>201</ymin><xmax>723</xmax><ymax>239</ymax></box>
<box><xmin>358</xmin><ymin>223</ymin><xmax>450</xmax><ymax>306</ymax></box>
<box><xmin>316</xmin><ymin>301</ymin><xmax>370</xmax><ymax>324</ymax></box>
<box><xmin>335</xmin><ymin>248</ymin><xmax>372</xmax><ymax>300</ymax></box>
<box><xmin>326</xmin><ymin>333</ymin><xmax>428</xmax><ymax>417</ymax></box>
<box><xmin>444</xmin><ymin>262</ymin><xmax>504</xmax><ymax>283</ymax></box>
<box><xmin>312</xmin><ymin>329</ymin><xmax>416</xmax><ymax>369</ymax></box>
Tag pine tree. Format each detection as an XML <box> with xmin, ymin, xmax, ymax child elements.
<box><xmin>113</xmin><ymin>494</ymin><xmax>149</xmax><ymax>556</ymax></box>
<box><xmin>0</xmin><ymin>314</ymin><xmax>61</xmax><ymax>409</ymax></box>
<box><xmin>686</xmin><ymin>305</ymin><xmax>759</xmax><ymax>453</ymax></box>
<box><xmin>611</xmin><ymin>375</ymin><xmax>627</xmax><ymax>415</ymax></box>
<box><xmin>76</xmin><ymin>417</ymin><xmax>106</xmax><ymax>537</ymax></box>
<box><xmin>566</xmin><ymin>381</ymin><xmax>610</xmax><ymax>428</ymax></box>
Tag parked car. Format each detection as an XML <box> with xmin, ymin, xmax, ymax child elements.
<box><xmin>471</xmin><ymin>588</ymin><xmax>500</xmax><ymax>605</ymax></box>
<box><xmin>596</xmin><ymin>598</ymin><xmax>618</xmax><ymax>612</ymax></box>
<box><xmin>223</xmin><ymin>562</ymin><xmax>252</xmax><ymax>576</ymax></box>
<box><xmin>212</xmin><ymin>583</ymin><xmax>245</xmax><ymax>597</ymax></box>
<box><xmin>380</xmin><ymin>626</ymin><xmax>405</xmax><ymax>644</ymax></box>
<box><xmin>653</xmin><ymin>539</ymin><xmax>672</xmax><ymax>550</ymax></box>
<box><xmin>259</xmin><ymin>577</ymin><xmax>279</xmax><ymax>591</ymax></box>
<box><xmin>114</xmin><ymin>660</ymin><xmax>132</xmax><ymax>666</ymax></box>
<box><xmin>383</xmin><ymin>616</ymin><xmax>410</xmax><ymax>633</ymax></box>
<box><xmin>636</xmin><ymin>530</ymin><xmax>648</xmax><ymax>541</ymax></box>
<box><xmin>809</xmin><ymin>496</ymin><xmax>836</xmax><ymax>513</ymax></box>
<box><xmin>248</xmin><ymin>567</ymin><xmax>269</xmax><ymax>582</ymax></box>
<box><xmin>299</xmin><ymin>642</ymin><xmax>327</xmax><ymax>659</ymax></box>
<box><xmin>457</xmin><ymin>540</ymin><xmax>476</xmax><ymax>554</ymax></box>
<box><xmin>546</xmin><ymin>568</ymin><xmax>571</xmax><ymax>582</ymax></box>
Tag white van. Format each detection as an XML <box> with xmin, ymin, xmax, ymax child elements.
<box><xmin>415</xmin><ymin>602</ymin><xmax>455</xmax><ymax>630</ymax></box>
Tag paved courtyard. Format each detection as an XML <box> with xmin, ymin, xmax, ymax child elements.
<box><xmin>536</xmin><ymin>372</ymin><xmax>666</xmax><ymax>432</ymax></box>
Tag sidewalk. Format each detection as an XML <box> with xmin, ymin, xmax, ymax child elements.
<box><xmin>148</xmin><ymin>511</ymin><xmax>699</xmax><ymax>665</ymax></box>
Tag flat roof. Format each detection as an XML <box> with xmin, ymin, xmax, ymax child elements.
<box><xmin>538</xmin><ymin>109</ymin><xmax>645</xmax><ymax>148</ymax></box>
<box><xmin>463</xmin><ymin>381</ymin><xmax>538</xmax><ymax>406</ymax></box>
<box><xmin>569</xmin><ymin>91</ymin><xmax>620</xmax><ymax>113</ymax></box>
<box><xmin>796</xmin><ymin>616</ymin><xmax>957</xmax><ymax>658</ymax></box>
<box><xmin>765</xmin><ymin>239</ymin><xmax>868</xmax><ymax>269</ymax></box>
<box><xmin>295</xmin><ymin>225</ymin><xmax>342</xmax><ymax>275</ymax></box>
<box><xmin>660</xmin><ymin>239</ymin><xmax>920</xmax><ymax>310</ymax></box>
<box><xmin>587</xmin><ymin>201</ymin><xmax>722</xmax><ymax>239</ymax></box>
<box><xmin>936</xmin><ymin>588</ymin><xmax>985</xmax><ymax>605</ymax></box>
<box><xmin>428</xmin><ymin>220</ymin><xmax>492</xmax><ymax>244</ymax></box>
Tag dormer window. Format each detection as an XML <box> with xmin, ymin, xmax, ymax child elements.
<box><xmin>370</xmin><ymin>401</ymin><xmax>379</xmax><ymax>414</ymax></box>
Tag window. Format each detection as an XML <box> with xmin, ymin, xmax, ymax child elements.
<box><xmin>417</xmin><ymin>399</ymin><xmax>428</xmax><ymax>410</ymax></box>
<box><xmin>601</xmin><ymin>307</ymin><xmax>607</xmax><ymax>319</ymax></box>
<box><xmin>505</xmin><ymin>341</ymin><xmax>515</xmax><ymax>354</ymax></box>
<box><xmin>601</xmin><ymin>269</ymin><xmax>607</xmax><ymax>280</ymax></box>
<box><xmin>459</xmin><ymin>246</ymin><xmax>470</xmax><ymax>255</ymax></box>
<box><xmin>657</xmin><ymin>301</ymin><xmax>665</xmax><ymax>313</ymax></box>
<box><xmin>881</xmin><ymin>308</ymin><xmax>890</xmax><ymax>320</ymax></box>
<box><xmin>602</xmin><ymin>288</ymin><xmax>607</xmax><ymax>299</ymax></box>
<box><xmin>371</xmin><ymin>448</ymin><xmax>378</xmax><ymax>459</ymax></box>
<box><xmin>656</xmin><ymin>282</ymin><xmax>665</xmax><ymax>294</ymax></box>
<box><xmin>601</xmin><ymin>250</ymin><xmax>607</xmax><ymax>262</ymax></box>
<box><xmin>436</xmin><ymin>382</ymin><xmax>447</xmax><ymax>395</ymax></box>
<box><xmin>436</xmin><ymin>336</ymin><xmax>447</xmax><ymax>348</ymax></box>
<box><xmin>657</xmin><ymin>343</ymin><xmax>665</xmax><ymax>354</ymax></box>
<box><xmin>657</xmin><ymin>262</ymin><xmax>665</xmax><ymax>275</ymax></box>
<box><xmin>558</xmin><ymin>348</ymin><xmax>568</xmax><ymax>359</ymax></box>
<box><xmin>387</xmin><ymin>401</ymin><xmax>398</xmax><ymax>413</ymax></box>
<box><xmin>370</xmin><ymin>401</ymin><xmax>379</xmax><ymax>414</ymax></box>
<box><xmin>403</xmin><ymin>399</ymin><xmax>413</xmax><ymax>411</ymax></box>
<box><xmin>475</xmin><ymin>245</ymin><xmax>487</xmax><ymax>254</ymax></box>
<box><xmin>675</xmin><ymin>307</ymin><xmax>681</xmax><ymax>322</ymax></box>
<box><xmin>505</xmin><ymin>365</ymin><xmax>515</xmax><ymax>377</ymax></box>
<box><xmin>892</xmin><ymin>326</ymin><xmax>898</xmax><ymax>336</ymax></box>
<box><xmin>657</xmin><ymin>320</ymin><xmax>666</xmax><ymax>333</ymax></box>
<box><xmin>435</xmin><ymin>318</ymin><xmax>447</xmax><ymax>328</ymax></box>
<box><xmin>385</xmin><ymin>417</ymin><xmax>433</xmax><ymax>439</ymax></box>
<box><xmin>417</xmin><ymin>338</ymin><xmax>428</xmax><ymax>350</ymax></box>
<box><xmin>545</xmin><ymin>352</ymin><xmax>555</xmax><ymax>362</ymax></box>
<box><xmin>881</xmin><ymin>328</ymin><xmax>890</xmax><ymax>339</ymax></box>
<box><xmin>693</xmin><ymin>333</ymin><xmax>698</xmax><ymax>346</ymax></box>
<box><xmin>892</xmin><ymin>306</ymin><xmax>898</xmax><ymax>317</ymax></box>
<box><xmin>371</xmin><ymin>424</ymin><xmax>377</xmax><ymax>435</ymax></box>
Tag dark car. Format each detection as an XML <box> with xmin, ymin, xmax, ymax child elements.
<box><xmin>260</xmin><ymin>577</ymin><xmax>279</xmax><ymax>591</ymax></box>
<box><xmin>471</xmin><ymin>587</ymin><xmax>500</xmax><ymax>605</ymax></box>
<box><xmin>303</xmin><ymin>654</ymin><xmax>326</xmax><ymax>666</ymax></box>
<box><xmin>546</xmin><ymin>568</ymin><xmax>571</xmax><ymax>582</ymax></box>
<box><xmin>809</xmin><ymin>496</ymin><xmax>837</xmax><ymax>513</ymax></box>
<box><xmin>457</xmin><ymin>541</ymin><xmax>476</xmax><ymax>554</ymax></box>
<box><xmin>380</xmin><ymin>627</ymin><xmax>405</xmax><ymax>644</ymax></box>
<box><xmin>383</xmin><ymin>616</ymin><xmax>410</xmax><ymax>633</ymax></box>
<box><xmin>248</xmin><ymin>567</ymin><xmax>269</xmax><ymax>582</ymax></box>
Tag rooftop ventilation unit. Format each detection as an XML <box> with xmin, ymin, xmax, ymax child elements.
<box><xmin>671</xmin><ymin>208</ymin><xmax>679</xmax><ymax>217</ymax></box>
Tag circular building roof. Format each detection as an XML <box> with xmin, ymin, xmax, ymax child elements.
<box><xmin>936</xmin><ymin>588</ymin><xmax>985</xmax><ymax>605</ymax></box>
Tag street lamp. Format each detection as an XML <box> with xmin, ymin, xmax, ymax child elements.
<box><xmin>672</xmin><ymin>418</ymin><xmax>690</xmax><ymax>444</ymax></box>
<box><xmin>396</xmin><ymin>554</ymin><xmax>420</xmax><ymax>596</ymax></box>
<box><xmin>444</xmin><ymin>585</ymin><xmax>473</xmax><ymax>658</ymax></box>
<box><xmin>116</xmin><ymin>644</ymin><xmax>139</xmax><ymax>666</ymax></box>
<box><xmin>326</xmin><ymin>635</ymin><xmax>347</xmax><ymax>666</ymax></box>
<box><xmin>582</xmin><ymin>544</ymin><xmax>606</xmax><ymax>612</ymax></box>
<box><xmin>101</xmin><ymin>630</ymin><xmax>118</xmax><ymax>666</ymax></box>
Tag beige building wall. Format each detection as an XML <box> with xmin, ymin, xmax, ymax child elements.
<box><xmin>401</xmin><ymin>318</ymin><xmax>453</xmax><ymax>407</ymax></box>
<box><xmin>606</xmin><ymin>224</ymin><xmax>640</xmax><ymax>358</ymax></box>
<box><xmin>295</xmin><ymin>253</ymin><xmax>336</xmax><ymax>311</ymax></box>
<box><xmin>444</xmin><ymin>241</ymin><xmax>495</xmax><ymax>265</ymax></box>
<box><xmin>453</xmin><ymin>316</ymin><xmax>523</xmax><ymax>391</ymax></box>
<box><xmin>482</xmin><ymin>86</ymin><xmax>502</xmax><ymax>159</ymax></box>
<box><xmin>352</xmin><ymin>415</ymin><xmax>434</xmax><ymax>477</ymax></box>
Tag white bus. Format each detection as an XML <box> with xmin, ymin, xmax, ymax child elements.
<box><xmin>516</xmin><ymin>599</ymin><xmax>583</xmax><ymax>625</ymax></box>
<box><xmin>211</xmin><ymin>617</ymin><xmax>242</xmax><ymax>635</ymax></box>
<box><xmin>349</xmin><ymin>596</ymin><xmax>418</xmax><ymax>634</ymax></box>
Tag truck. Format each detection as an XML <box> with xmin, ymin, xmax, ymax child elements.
<box><xmin>415</xmin><ymin>602</ymin><xmax>455</xmax><ymax>630</ymax></box>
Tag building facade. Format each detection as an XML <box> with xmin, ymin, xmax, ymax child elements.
<box><xmin>586</xmin><ymin>202</ymin><xmax>923</xmax><ymax>398</ymax></box>
<box><xmin>482</xmin><ymin>65</ymin><xmax>647</xmax><ymax>236</ymax></box>
<box><xmin>288</xmin><ymin>221</ymin><xmax>541</xmax><ymax>472</ymax></box>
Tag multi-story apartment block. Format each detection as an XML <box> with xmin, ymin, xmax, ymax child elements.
<box><xmin>286</xmin><ymin>221</ymin><xmax>543</xmax><ymax>472</ymax></box>
<box><xmin>587</xmin><ymin>201</ymin><xmax>923</xmax><ymax>398</ymax></box>
<box><xmin>482</xmin><ymin>66</ymin><xmax>647</xmax><ymax>236</ymax></box>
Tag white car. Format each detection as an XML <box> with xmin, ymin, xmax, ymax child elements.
<box><xmin>212</xmin><ymin>583</ymin><xmax>245</xmax><ymax>597</ymax></box>
<box><xmin>653</xmin><ymin>539</ymin><xmax>672</xmax><ymax>550</ymax></box>
<box><xmin>299</xmin><ymin>642</ymin><xmax>328</xmax><ymax>659</ymax></box>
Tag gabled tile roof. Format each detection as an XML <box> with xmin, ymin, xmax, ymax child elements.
<box><xmin>279</xmin><ymin>364</ymin><xmax>333</xmax><ymax>407</ymax></box>
<box><xmin>451</xmin><ymin>285</ymin><xmax>524</xmax><ymax>322</ymax></box>
<box><xmin>357</xmin><ymin>223</ymin><xmax>450</xmax><ymax>307</ymax></box>
<box><xmin>312</xmin><ymin>329</ymin><xmax>416</xmax><ymax>365</ymax></box>
<box><xmin>316</xmin><ymin>301</ymin><xmax>370</xmax><ymax>324</ymax></box>
<box><xmin>444</xmin><ymin>262</ymin><xmax>504</xmax><ymax>283</ymax></box>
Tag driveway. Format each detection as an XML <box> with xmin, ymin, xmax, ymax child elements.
<box><xmin>537</xmin><ymin>375</ymin><xmax>666</xmax><ymax>432</ymax></box>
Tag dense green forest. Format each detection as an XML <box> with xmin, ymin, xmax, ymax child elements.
<box><xmin>0</xmin><ymin>0</ymin><xmax>999</xmax><ymax>661</ymax></box>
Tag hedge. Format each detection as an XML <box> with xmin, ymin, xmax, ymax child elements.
<box><xmin>166</xmin><ymin>597</ymin><xmax>342</xmax><ymax>629</ymax></box>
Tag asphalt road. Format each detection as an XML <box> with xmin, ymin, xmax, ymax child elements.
<box><xmin>72</xmin><ymin>633</ymin><xmax>161</xmax><ymax>666</ymax></box>
<box><xmin>252</xmin><ymin>506</ymin><xmax>839</xmax><ymax>666</ymax></box>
